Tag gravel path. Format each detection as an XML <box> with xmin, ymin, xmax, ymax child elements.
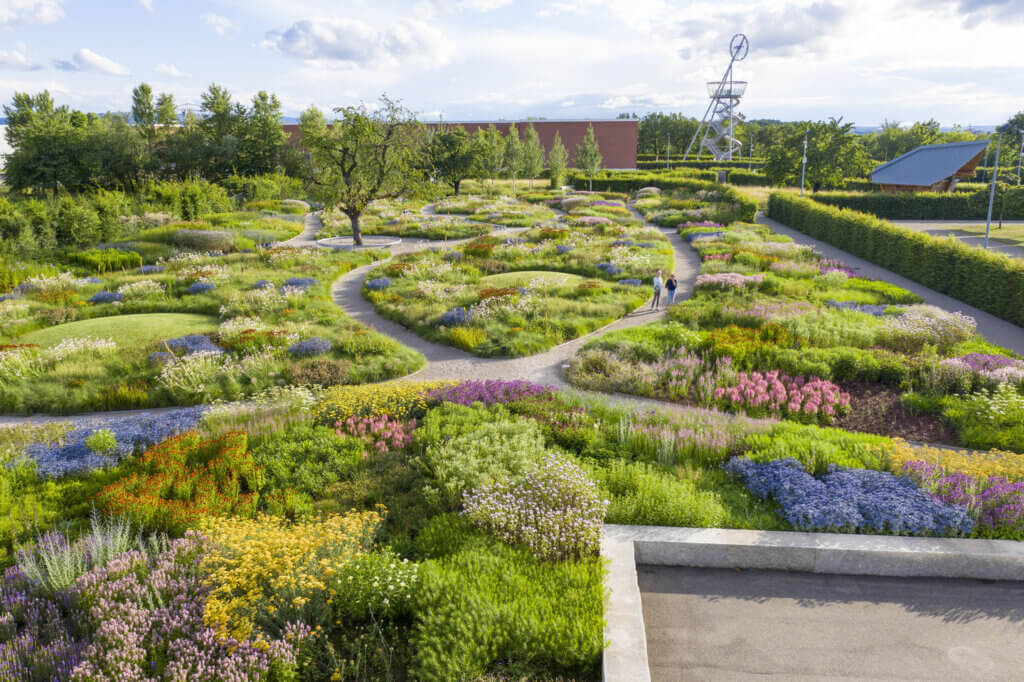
<box><xmin>333</xmin><ymin>202</ymin><xmax>698</xmax><ymax>385</ymax></box>
<box><xmin>280</xmin><ymin>211</ymin><xmax>325</xmax><ymax>248</ymax></box>
<box><xmin>758</xmin><ymin>214</ymin><xmax>1024</xmax><ymax>355</ymax></box>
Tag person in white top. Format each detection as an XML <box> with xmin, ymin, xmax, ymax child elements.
<box><xmin>651</xmin><ymin>270</ymin><xmax>663</xmax><ymax>310</ymax></box>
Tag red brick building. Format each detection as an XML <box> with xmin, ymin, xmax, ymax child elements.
<box><xmin>283</xmin><ymin>119</ymin><xmax>638</xmax><ymax>170</ymax></box>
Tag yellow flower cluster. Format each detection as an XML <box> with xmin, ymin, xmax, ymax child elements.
<box><xmin>199</xmin><ymin>508</ymin><xmax>385</xmax><ymax>641</ymax></box>
<box><xmin>880</xmin><ymin>439</ymin><xmax>1024</xmax><ymax>482</ymax></box>
<box><xmin>313</xmin><ymin>380</ymin><xmax>455</xmax><ymax>425</ymax></box>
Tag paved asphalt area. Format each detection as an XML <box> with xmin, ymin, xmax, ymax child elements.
<box><xmin>639</xmin><ymin>565</ymin><xmax>1024</xmax><ymax>681</ymax></box>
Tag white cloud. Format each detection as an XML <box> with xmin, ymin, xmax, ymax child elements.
<box><xmin>53</xmin><ymin>48</ymin><xmax>130</xmax><ymax>75</ymax></box>
<box><xmin>0</xmin><ymin>0</ymin><xmax>63</xmax><ymax>26</ymax></box>
<box><xmin>263</xmin><ymin>17</ymin><xmax>454</xmax><ymax>70</ymax></box>
<box><xmin>155</xmin><ymin>63</ymin><xmax>185</xmax><ymax>77</ymax></box>
<box><xmin>599</xmin><ymin>95</ymin><xmax>631</xmax><ymax>109</ymax></box>
<box><xmin>538</xmin><ymin>1</ymin><xmax>586</xmax><ymax>18</ymax></box>
<box><xmin>202</xmin><ymin>12</ymin><xmax>239</xmax><ymax>36</ymax></box>
<box><xmin>0</xmin><ymin>47</ymin><xmax>40</xmax><ymax>70</ymax></box>
<box><xmin>138</xmin><ymin>0</ymin><xmax>153</xmax><ymax>11</ymax></box>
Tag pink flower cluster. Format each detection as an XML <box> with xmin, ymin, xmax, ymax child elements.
<box><xmin>695</xmin><ymin>273</ymin><xmax>764</xmax><ymax>289</ymax></box>
<box><xmin>575</xmin><ymin>215</ymin><xmax>613</xmax><ymax>226</ymax></box>
<box><xmin>336</xmin><ymin>415</ymin><xmax>416</xmax><ymax>454</ymax></box>
<box><xmin>703</xmin><ymin>253</ymin><xmax>731</xmax><ymax>262</ymax></box>
<box><xmin>714</xmin><ymin>371</ymin><xmax>850</xmax><ymax>423</ymax></box>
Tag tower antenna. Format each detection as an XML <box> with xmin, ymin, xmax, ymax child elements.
<box><xmin>684</xmin><ymin>33</ymin><xmax>749</xmax><ymax>161</ymax></box>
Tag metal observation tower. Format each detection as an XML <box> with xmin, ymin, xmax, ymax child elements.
<box><xmin>684</xmin><ymin>34</ymin><xmax>749</xmax><ymax>161</ymax></box>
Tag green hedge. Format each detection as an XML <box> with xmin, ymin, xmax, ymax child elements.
<box><xmin>810</xmin><ymin>187</ymin><xmax>1024</xmax><ymax>219</ymax></box>
<box><xmin>636</xmin><ymin>156</ymin><xmax>765</xmax><ymax>170</ymax></box>
<box><xmin>768</xmin><ymin>193</ymin><xmax>1024</xmax><ymax>327</ymax></box>
<box><xmin>569</xmin><ymin>171</ymin><xmax>756</xmax><ymax>224</ymax></box>
<box><xmin>726</xmin><ymin>169</ymin><xmax>769</xmax><ymax>186</ymax></box>
<box><xmin>627</xmin><ymin>168</ymin><xmax>718</xmax><ymax>182</ymax></box>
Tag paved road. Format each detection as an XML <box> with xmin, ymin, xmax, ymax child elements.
<box><xmin>640</xmin><ymin>565</ymin><xmax>1024</xmax><ymax>681</ymax></box>
<box><xmin>889</xmin><ymin>220</ymin><xmax>1024</xmax><ymax>260</ymax></box>
<box><xmin>758</xmin><ymin>214</ymin><xmax>1024</xmax><ymax>356</ymax></box>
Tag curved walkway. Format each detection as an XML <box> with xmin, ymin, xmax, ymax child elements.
<box><xmin>334</xmin><ymin>207</ymin><xmax>699</xmax><ymax>386</ymax></box>
<box><xmin>281</xmin><ymin>211</ymin><xmax>325</xmax><ymax>248</ymax></box>
<box><xmin>758</xmin><ymin>214</ymin><xmax>1024</xmax><ymax>356</ymax></box>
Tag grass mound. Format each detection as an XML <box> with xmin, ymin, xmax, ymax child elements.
<box><xmin>21</xmin><ymin>313</ymin><xmax>219</xmax><ymax>347</ymax></box>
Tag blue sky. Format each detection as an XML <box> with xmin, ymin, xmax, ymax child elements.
<box><xmin>2</xmin><ymin>0</ymin><xmax>1022</xmax><ymax>126</ymax></box>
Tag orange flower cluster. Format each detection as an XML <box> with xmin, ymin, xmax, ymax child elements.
<box><xmin>97</xmin><ymin>430</ymin><xmax>264</xmax><ymax>534</ymax></box>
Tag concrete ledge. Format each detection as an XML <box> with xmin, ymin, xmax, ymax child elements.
<box><xmin>600</xmin><ymin>525</ymin><xmax>1024</xmax><ymax>681</ymax></box>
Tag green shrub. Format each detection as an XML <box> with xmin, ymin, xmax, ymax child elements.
<box><xmin>741</xmin><ymin>422</ymin><xmax>891</xmax><ymax>475</ymax></box>
<box><xmin>942</xmin><ymin>384</ymin><xmax>1024</xmax><ymax>453</ymax></box>
<box><xmin>581</xmin><ymin>322</ymin><xmax>702</xmax><ymax>362</ymax></box>
<box><xmin>810</xmin><ymin>187</ymin><xmax>1024</xmax><ymax>220</ymax></box>
<box><xmin>768</xmin><ymin>193</ymin><xmax>1024</xmax><ymax>327</ymax></box>
<box><xmin>592</xmin><ymin>460</ymin><xmax>728</xmax><ymax>527</ymax></box>
<box><xmin>329</xmin><ymin>549</ymin><xmax>420</xmax><ymax>624</ymax></box>
<box><xmin>412</xmin><ymin>543</ymin><xmax>603</xmax><ymax>680</ymax></box>
<box><xmin>68</xmin><ymin>248</ymin><xmax>142</xmax><ymax>273</ymax></box>
<box><xmin>727</xmin><ymin>169</ymin><xmax>769</xmax><ymax>186</ymax></box>
<box><xmin>416</xmin><ymin>404</ymin><xmax>548</xmax><ymax>509</ymax></box>
<box><xmin>84</xmin><ymin>429</ymin><xmax>118</xmax><ymax>457</ymax></box>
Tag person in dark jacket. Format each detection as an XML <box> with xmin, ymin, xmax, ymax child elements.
<box><xmin>665</xmin><ymin>273</ymin><xmax>678</xmax><ymax>306</ymax></box>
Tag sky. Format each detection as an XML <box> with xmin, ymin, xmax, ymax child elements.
<box><xmin>1</xmin><ymin>0</ymin><xmax>1023</xmax><ymax>128</ymax></box>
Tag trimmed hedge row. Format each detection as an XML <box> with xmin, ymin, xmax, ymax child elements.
<box><xmin>637</xmin><ymin>158</ymin><xmax>765</xmax><ymax>171</ymax></box>
<box><xmin>68</xmin><ymin>248</ymin><xmax>143</xmax><ymax>273</ymax></box>
<box><xmin>768</xmin><ymin>193</ymin><xmax>1024</xmax><ymax>327</ymax></box>
<box><xmin>810</xmin><ymin>188</ymin><xmax>1024</xmax><ymax>219</ymax></box>
<box><xmin>569</xmin><ymin>171</ymin><xmax>757</xmax><ymax>223</ymax></box>
<box><xmin>726</xmin><ymin>170</ymin><xmax>769</xmax><ymax>186</ymax></box>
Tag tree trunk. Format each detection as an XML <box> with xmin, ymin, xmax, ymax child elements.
<box><xmin>454</xmin><ymin>178</ymin><xmax>461</xmax><ymax>196</ymax></box>
<box><xmin>350</xmin><ymin>212</ymin><xmax>363</xmax><ymax>246</ymax></box>
<box><xmin>588</xmin><ymin>177</ymin><xmax>593</xmax><ymax>191</ymax></box>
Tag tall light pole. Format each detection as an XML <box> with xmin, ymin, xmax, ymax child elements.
<box><xmin>800</xmin><ymin>130</ymin><xmax>809</xmax><ymax>197</ymax></box>
<box><xmin>1017</xmin><ymin>137</ymin><xmax>1023</xmax><ymax>186</ymax></box>
<box><xmin>985</xmin><ymin>133</ymin><xmax>1002</xmax><ymax>250</ymax></box>
<box><xmin>749</xmin><ymin>135</ymin><xmax>753</xmax><ymax>170</ymax></box>
<box><xmin>666</xmin><ymin>133</ymin><xmax>671</xmax><ymax>170</ymax></box>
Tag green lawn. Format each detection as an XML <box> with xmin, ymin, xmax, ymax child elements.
<box><xmin>480</xmin><ymin>271</ymin><xmax>586</xmax><ymax>287</ymax></box>
<box><xmin>928</xmin><ymin>223</ymin><xmax>1024</xmax><ymax>249</ymax></box>
<box><xmin>21</xmin><ymin>313</ymin><xmax>219</xmax><ymax>347</ymax></box>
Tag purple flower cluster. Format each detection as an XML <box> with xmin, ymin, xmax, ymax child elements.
<box><xmin>611</xmin><ymin>240</ymin><xmax>635</xmax><ymax>247</ymax></box>
<box><xmin>283</xmin><ymin>277</ymin><xmax>317</xmax><ymax>290</ymax></box>
<box><xmin>618</xmin><ymin>278</ymin><xmax>643</xmax><ymax>286</ymax></box>
<box><xmin>462</xmin><ymin>453</ymin><xmax>609</xmax><ymax>560</ymax></box>
<box><xmin>88</xmin><ymin>291</ymin><xmax>123</xmax><ymax>304</ymax></box>
<box><xmin>288</xmin><ymin>337</ymin><xmax>333</xmax><ymax>358</ymax></box>
<box><xmin>425</xmin><ymin>379</ymin><xmax>555</xmax><ymax>406</ymax></box>
<box><xmin>163</xmin><ymin>334</ymin><xmax>223</xmax><ymax>355</ymax></box>
<box><xmin>0</xmin><ymin>294</ymin><xmax>21</xmax><ymax>302</ymax></box>
<box><xmin>826</xmin><ymin>299</ymin><xmax>888</xmax><ymax>317</ymax></box>
<box><xmin>901</xmin><ymin>460</ymin><xmax>1024</xmax><ymax>538</ymax></box>
<box><xmin>592</xmin><ymin>200</ymin><xmax>623</xmax><ymax>207</ymax></box>
<box><xmin>684</xmin><ymin>230</ymin><xmax>724</xmax><ymax>243</ymax></box>
<box><xmin>251</xmin><ymin>279</ymin><xmax>274</xmax><ymax>289</ymax></box>
<box><xmin>443</xmin><ymin>251</ymin><xmax>465</xmax><ymax>261</ymax></box>
<box><xmin>23</xmin><ymin>406</ymin><xmax>206</xmax><ymax>478</ymax></box>
<box><xmin>438</xmin><ymin>307</ymin><xmax>471</xmax><ymax>326</ymax></box>
<box><xmin>365</xmin><ymin>277</ymin><xmax>392</xmax><ymax>291</ymax></box>
<box><xmin>955</xmin><ymin>354</ymin><xmax>1024</xmax><ymax>372</ymax></box>
<box><xmin>136</xmin><ymin>265</ymin><xmax>164</xmax><ymax>274</ymax></box>
<box><xmin>0</xmin><ymin>567</ymin><xmax>85</xmax><ymax>682</ymax></box>
<box><xmin>556</xmin><ymin>245</ymin><xmax>574</xmax><ymax>254</ymax></box>
<box><xmin>187</xmin><ymin>281</ymin><xmax>216</xmax><ymax>295</ymax></box>
<box><xmin>596</xmin><ymin>262</ymin><xmax>623</xmax><ymax>276</ymax></box>
<box><xmin>819</xmin><ymin>258</ymin><xmax>859</xmax><ymax>278</ymax></box>
<box><xmin>725</xmin><ymin>457</ymin><xmax>973</xmax><ymax>536</ymax></box>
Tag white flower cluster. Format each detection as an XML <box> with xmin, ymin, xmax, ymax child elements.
<box><xmin>158</xmin><ymin>351</ymin><xmax>233</xmax><ymax>395</ymax></box>
<box><xmin>19</xmin><ymin>272</ymin><xmax>86</xmax><ymax>293</ymax></box>
<box><xmin>413</xmin><ymin>279</ymin><xmax>468</xmax><ymax>301</ymax></box>
<box><xmin>178</xmin><ymin>262</ymin><xmax>229</xmax><ymax>283</ymax></box>
<box><xmin>468</xmin><ymin>292</ymin><xmax>536</xmax><ymax>321</ymax></box>
<box><xmin>218</xmin><ymin>316</ymin><xmax>266</xmax><ymax>342</ymax></box>
<box><xmin>610</xmin><ymin>248</ymin><xmax>653</xmax><ymax>271</ymax></box>
<box><xmin>0</xmin><ymin>301</ymin><xmax>30</xmax><ymax>322</ymax></box>
<box><xmin>219</xmin><ymin>287</ymin><xmax>286</xmax><ymax>318</ymax></box>
<box><xmin>0</xmin><ymin>347</ymin><xmax>40</xmax><ymax>381</ymax></box>
<box><xmin>117</xmin><ymin>279</ymin><xmax>165</xmax><ymax>299</ymax></box>
<box><xmin>164</xmin><ymin>252</ymin><xmax>206</xmax><ymax>270</ymax></box>
<box><xmin>47</xmin><ymin>336</ymin><xmax>117</xmax><ymax>362</ymax></box>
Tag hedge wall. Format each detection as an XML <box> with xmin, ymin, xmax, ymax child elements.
<box><xmin>726</xmin><ymin>170</ymin><xmax>769</xmax><ymax>186</ymax></box>
<box><xmin>636</xmin><ymin>159</ymin><xmax>765</xmax><ymax>171</ymax></box>
<box><xmin>570</xmin><ymin>171</ymin><xmax>757</xmax><ymax>223</ymax></box>
<box><xmin>810</xmin><ymin>188</ymin><xmax>1024</xmax><ymax>220</ymax></box>
<box><xmin>768</xmin><ymin>193</ymin><xmax>1024</xmax><ymax>327</ymax></box>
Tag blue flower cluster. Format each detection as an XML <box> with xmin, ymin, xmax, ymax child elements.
<box><xmin>611</xmin><ymin>240</ymin><xmax>635</xmax><ymax>247</ymax></box>
<box><xmin>24</xmin><ymin>406</ymin><xmax>207</xmax><ymax>478</ymax></box>
<box><xmin>724</xmin><ymin>457</ymin><xmax>974</xmax><ymax>536</ymax></box>
<box><xmin>556</xmin><ymin>245</ymin><xmax>574</xmax><ymax>254</ymax></box>
<box><xmin>137</xmin><ymin>265</ymin><xmax>164</xmax><ymax>274</ymax></box>
<box><xmin>826</xmin><ymin>300</ymin><xmax>889</xmax><ymax>317</ymax></box>
<box><xmin>186</xmin><ymin>282</ymin><xmax>216</xmax><ymax>295</ymax></box>
<box><xmin>438</xmin><ymin>307</ymin><xmax>471</xmax><ymax>326</ymax></box>
<box><xmin>618</xmin><ymin>278</ymin><xmax>643</xmax><ymax>286</ymax></box>
<box><xmin>596</xmin><ymin>263</ymin><xmax>623</xmax><ymax>276</ymax></box>
<box><xmin>148</xmin><ymin>351</ymin><xmax>174</xmax><ymax>365</ymax></box>
<box><xmin>288</xmin><ymin>337</ymin><xmax>333</xmax><ymax>358</ymax></box>
<box><xmin>162</xmin><ymin>334</ymin><xmax>223</xmax><ymax>355</ymax></box>
<box><xmin>637</xmin><ymin>242</ymin><xmax>658</xmax><ymax>249</ymax></box>
<box><xmin>89</xmin><ymin>291</ymin><xmax>123</xmax><ymax>304</ymax></box>
<box><xmin>443</xmin><ymin>251</ymin><xmax>465</xmax><ymax>261</ymax></box>
<box><xmin>251</xmin><ymin>279</ymin><xmax>274</xmax><ymax>289</ymax></box>
<box><xmin>82</xmin><ymin>277</ymin><xmax>103</xmax><ymax>285</ymax></box>
<box><xmin>0</xmin><ymin>293</ymin><xmax>22</xmax><ymax>302</ymax></box>
<box><xmin>685</xmin><ymin>231</ymin><xmax>724</xmax><ymax>243</ymax></box>
<box><xmin>283</xmin><ymin>277</ymin><xmax>317</xmax><ymax>290</ymax></box>
<box><xmin>365</xmin><ymin>277</ymin><xmax>392</xmax><ymax>291</ymax></box>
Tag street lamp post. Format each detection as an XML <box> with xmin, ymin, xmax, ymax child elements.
<box><xmin>1017</xmin><ymin>137</ymin><xmax>1023</xmax><ymax>186</ymax></box>
<box><xmin>800</xmin><ymin>130</ymin><xmax>809</xmax><ymax>197</ymax></box>
<box><xmin>985</xmin><ymin>133</ymin><xmax>1002</xmax><ymax>250</ymax></box>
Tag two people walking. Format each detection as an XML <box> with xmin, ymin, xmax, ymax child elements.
<box><xmin>650</xmin><ymin>270</ymin><xmax>678</xmax><ymax>311</ymax></box>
